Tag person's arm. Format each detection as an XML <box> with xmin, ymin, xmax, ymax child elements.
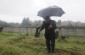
<box><xmin>35</xmin><ymin>27</ymin><xmax>40</xmax><ymax>37</ymax></box>
<box><xmin>38</xmin><ymin>21</ymin><xmax>45</xmax><ymax>33</ymax></box>
<box><xmin>35</xmin><ymin>22</ymin><xmax>45</xmax><ymax>37</ymax></box>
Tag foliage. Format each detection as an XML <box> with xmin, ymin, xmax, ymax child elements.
<box><xmin>0</xmin><ymin>32</ymin><xmax>85</xmax><ymax>55</ymax></box>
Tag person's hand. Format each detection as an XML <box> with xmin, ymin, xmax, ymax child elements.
<box><xmin>35</xmin><ymin>31</ymin><xmax>40</xmax><ymax>37</ymax></box>
<box><xmin>35</xmin><ymin>27</ymin><xmax>40</xmax><ymax>37</ymax></box>
<box><xmin>48</xmin><ymin>24</ymin><xmax>52</xmax><ymax>29</ymax></box>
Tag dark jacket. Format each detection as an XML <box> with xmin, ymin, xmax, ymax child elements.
<box><xmin>40</xmin><ymin>20</ymin><xmax>57</xmax><ymax>39</ymax></box>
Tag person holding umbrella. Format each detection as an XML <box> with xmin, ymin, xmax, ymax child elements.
<box><xmin>37</xmin><ymin>6</ymin><xmax>65</xmax><ymax>53</ymax></box>
<box><xmin>38</xmin><ymin>16</ymin><xmax>57</xmax><ymax>53</ymax></box>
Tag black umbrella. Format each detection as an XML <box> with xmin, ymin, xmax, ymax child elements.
<box><xmin>37</xmin><ymin>6</ymin><xmax>65</xmax><ymax>18</ymax></box>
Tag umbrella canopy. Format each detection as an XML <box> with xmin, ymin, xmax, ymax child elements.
<box><xmin>37</xmin><ymin>6</ymin><xmax>65</xmax><ymax>18</ymax></box>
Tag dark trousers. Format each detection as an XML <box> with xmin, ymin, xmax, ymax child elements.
<box><xmin>45</xmin><ymin>38</ymin><xmax>55</xmax><ymax>52</ymax></box>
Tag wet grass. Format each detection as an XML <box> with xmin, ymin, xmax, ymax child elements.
<box><xmin>0</xmin><ymin>32</ymin><xmax>85</xmax><ymax>55</ymax></box>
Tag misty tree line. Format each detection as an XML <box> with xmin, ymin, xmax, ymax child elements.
<box><xmin>0</xmin><ymin>17</ymin><xmax>43</xmax><ymax>27</ymax></box>
<box><xmin>0</xmin><ymin>17</ymin><xmax>85</xmax><ymax>28</ymax></box>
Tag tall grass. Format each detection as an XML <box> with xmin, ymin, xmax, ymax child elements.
<box><xmin>0</xmin><ymin>32</ymin><xmax>85</xmax><ymax>55</ymax></box>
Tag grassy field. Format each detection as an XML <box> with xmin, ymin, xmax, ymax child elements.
<box><xmin>0</xmin><ymin>32</ymin><xmax>85</xmax><ymax>55</ymax></box>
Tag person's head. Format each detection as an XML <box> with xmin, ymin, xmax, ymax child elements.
<box><xmin>44</xmin><ymin>16</ymin><xmax>51</xmax><ymax>23</ymax></box>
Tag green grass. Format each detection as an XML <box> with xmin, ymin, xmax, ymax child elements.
<box><xmin>0</xmin><ymin>32</ymin><xmax>85</xmax><ymax>55</ymax></box>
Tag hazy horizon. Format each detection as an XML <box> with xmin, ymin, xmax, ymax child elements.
<box><xmin>0</xmin><ymin>0</ymin><xmax>85</xmax><ymax>23</ymax></box>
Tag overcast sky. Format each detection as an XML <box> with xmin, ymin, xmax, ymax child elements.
<box><xmin>0</xmin><ymin>0</ymin><xmax>85</xmax><ymax>23</ymax></box>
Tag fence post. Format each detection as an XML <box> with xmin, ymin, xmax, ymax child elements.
<box><xmin>19</xmin><ymin>27</ymin><xmax>20</xmax><ymax>33</ymax></box>
<box><xmin>26</xmin><ymin>27</ymin><xmax>28</xmax><ymax>36</ymax></box>
<box><xmin>11</xmin><ymin>27</ymin><xmax>14</xmax><ymax>33</ymax></box>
